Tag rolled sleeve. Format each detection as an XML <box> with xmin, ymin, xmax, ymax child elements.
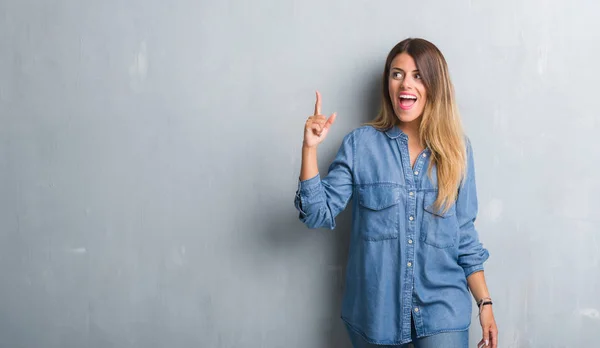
<box><xmin>456</xmin><ymin>138</ymin><xmax>489</xmax><ymax>278</ymax></box>
<box><xmin>294</xmin><ymin>174</ymin><xmax>324</xmax><ymax>218</ymax></box>
<box><xmin>293</xmin><ymin>132</ymin><xmax>355</xmax><ymax>229</ymax></box>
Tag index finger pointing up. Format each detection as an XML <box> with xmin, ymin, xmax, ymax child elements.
<box><xmin>314</xmin><ymin>90</ymin><xmax>321</xmax><ymax>116</ymax></box>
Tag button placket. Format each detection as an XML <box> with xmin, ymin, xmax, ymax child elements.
<box><xmin>396</xmin><ymin>136</ymin><xmax>419</xmax><ymax>339</ymax></box>
<box><xmin>408</xmin><ymin>149</ymin><xmax>430</xmax><ymax>332</ymax></box>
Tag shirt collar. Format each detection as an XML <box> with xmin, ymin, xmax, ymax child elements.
<box><xmin>384</xmin><ymin>125</ymin><xmax>408</xmax><ymax>140</ymax></box>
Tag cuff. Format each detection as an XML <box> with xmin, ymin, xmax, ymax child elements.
<box><xmin>463</xmin><ymin>264</ymin><xmax>485</xmax><ymax>278</ymax></box>
<box><xmin>294</xmin><ymin>174</ymin><xmax>323</xmax><ymax>218</ymax></box>
<box><xmin>297</xmin><ymin>173</ymin><xmax>321</xmax><ymax>196</ymax></box>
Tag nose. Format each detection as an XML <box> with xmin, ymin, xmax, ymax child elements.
<box><xmin>400</xmin><ymin>76</ymin><xmax>412</xmax><ymax>90</ymax></box>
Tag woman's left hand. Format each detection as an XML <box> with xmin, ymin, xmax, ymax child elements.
<box><xmin>477</xmin><ymin>305</ymin><xmax>498</xmax><ymax>348</ymax></box>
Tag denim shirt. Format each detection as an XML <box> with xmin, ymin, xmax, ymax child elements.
<box><xmin>294</xmin><ymin>125</ymin><xmax>489</xmax><ymax>345</ymax></box>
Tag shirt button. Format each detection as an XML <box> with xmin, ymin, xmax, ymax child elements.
<box><xmin>409</xmin><ymin>192</ymin><xmax>414</xmax><ymax>196</ymax></box>
<box><xmin>408</xmin><ymin>239</ymin><xmax>413</xmax><ymax>244</ymax></box>
<box><xmin>414</xmin><ymin>171</ymin><xmax>419</xmax><ymax>175</ymax></box>
<box><xmin>407</xmin><ymin>262</ymin><xmax>412</xmax><ymax>267</ymax></box>
<box><xmin>414</xmin><ymin>307</ymin><xmax>419</xmax><ymax>312</ymax></box>
<box><xmin>422</xmin><ymin>153</ymin><xmax>427</xmax><ymax>158</ymax></box>
<box><xmin>409</xmin><ymin>216</ymin><xmax>414</xmax><ymax>221</ymax></box>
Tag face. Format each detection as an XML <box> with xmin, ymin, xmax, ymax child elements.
<box><xmin>388</xmin><ymin>53</ymin><xmax>427</xmax><ymax>125</ymax></box>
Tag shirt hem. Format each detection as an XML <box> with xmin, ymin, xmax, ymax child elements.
<box><xmin>341</xmin><ymin>316</ymin><xmax>470</xmax><ymax>346</ymax></box>
<box><xmin>421</xmin><ymin>326</ymin><xmax>470</xmax><ymax>337</ymax></box>
<box><xmin>341</xmin><ymin>316</ymin><xmax>410</xmax><ymax>345</ymax></box>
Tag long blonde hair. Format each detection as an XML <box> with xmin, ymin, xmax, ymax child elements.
<box><xmin>367</xmin><ymin>38</ymin><xmax>467</xmax><ymax>213</ymax></box>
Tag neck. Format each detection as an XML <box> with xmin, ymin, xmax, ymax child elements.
<box><xmin>398</xmin><ymin>118</ymin><xmax>422</xmax><ymax>144</ymax></box>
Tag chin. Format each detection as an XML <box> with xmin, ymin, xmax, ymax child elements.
<box><xmin>394</xmin><ymin>109</ymin><xmax>422</xmax><ymax>124</ymax></box>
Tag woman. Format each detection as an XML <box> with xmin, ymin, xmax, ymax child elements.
<box><xmin>294</xmin><ymin>38</ymin><xmax>498</xmax><ymax>348</ymax></box>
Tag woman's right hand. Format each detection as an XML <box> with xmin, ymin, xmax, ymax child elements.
<box><xmin>303</xmin><ymin>91</ymin><xmax>337</xmax><ymax>149</ymax></box>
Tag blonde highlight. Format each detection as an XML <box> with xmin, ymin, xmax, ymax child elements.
<box><xmin>366</xmin><ymin>38</ymin><xmax>467</xmax><ymax>213</ymax></box>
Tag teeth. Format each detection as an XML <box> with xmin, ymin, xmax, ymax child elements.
<box><xmin>399</xmin><ymin>95</ymin><xmax>417</xmax><ymax>100</ymax></box>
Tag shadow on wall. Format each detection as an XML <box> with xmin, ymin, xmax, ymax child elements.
<box><xmin>233</xmin><ymin>68</ymin><xmax>384</xmax><ymax>348</ymax></box>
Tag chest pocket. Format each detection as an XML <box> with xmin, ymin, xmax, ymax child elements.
<box><xmin>357</xmin><ymin>185</ymin><xmax>401</xmax><ymax>241</ymax></box>
<box><xmin>420</xmin><ymin>192</ymin><xmax>459</xmax><ymax>248</ymax></box>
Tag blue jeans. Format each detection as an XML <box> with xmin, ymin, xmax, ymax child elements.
<box><xmin>346</xmin><ymin>318</ymin><xmax>469</xmax><ymax>348</ymax></box>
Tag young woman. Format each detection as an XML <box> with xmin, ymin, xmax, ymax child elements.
<box><xmin>294</xmin><ymin>38</ymin><xmax>498</xmax><ymax>348</ymax></box>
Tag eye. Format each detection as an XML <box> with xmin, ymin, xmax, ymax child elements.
<box><xmin>415</xmin><ymin>73</ymin><xmax>422</xmax><ymax>79</ymax></box>
<box><xmin>391</xmin><ymin>71</ymin><xmax>403</xmax><ymax>80</ymax></box>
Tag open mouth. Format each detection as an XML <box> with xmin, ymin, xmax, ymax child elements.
<box><xmin>398</xmin><ymin>94</ymin><xmax>417</xmax><ymax>110</ymax></box>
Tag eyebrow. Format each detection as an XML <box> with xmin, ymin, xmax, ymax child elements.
<box><xmin>391</xmin><ymin>67</ymin><xmax>419</xmax><ymax>73</ymax></box>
